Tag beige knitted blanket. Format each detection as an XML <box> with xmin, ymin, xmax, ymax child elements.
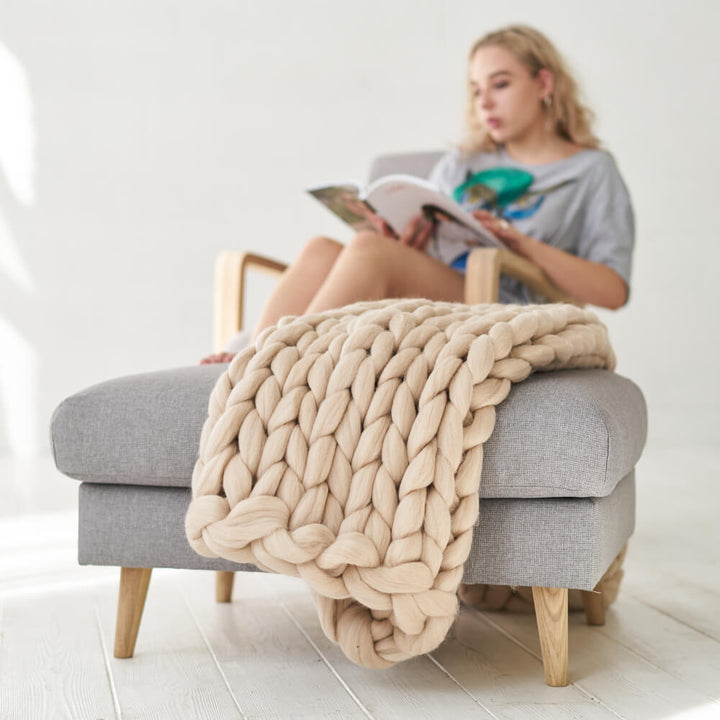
<box><xmin>185</xmin><ymin>299</ymin><xmax>615</xmax><ymax>668</ymax></box>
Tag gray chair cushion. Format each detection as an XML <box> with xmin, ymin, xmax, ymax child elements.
<box><xmin>367</xmin><ymin>151</ymin><xmax>444</xmax><ymax>183</ymax></box>
<box><xmin>51</xmin><ymin>365</ymin><xmax>646</xmax><ymax>499</ymax></box>
<box><xmin>77</xmin><ymin>472</ymin><xmax>635</xmax><ymax>590</ymax></box>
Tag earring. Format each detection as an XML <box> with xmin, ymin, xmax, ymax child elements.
<box><xmin>543</xmin><ymin>95</ymin><xmax>553</xmax><ymax>109</ymax></box>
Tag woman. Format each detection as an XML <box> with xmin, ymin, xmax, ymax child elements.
<box><xmin>202</xmin><ymin>24</ymin><xmax>634</xmax><ymax>364</ymax></box>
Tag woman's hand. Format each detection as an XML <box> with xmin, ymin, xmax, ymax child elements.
<box><xmin>366</xmin><ymin>214</ymin><xmax>398</xmax><ymax>239</ymax></box>
<box><xmin>397</xmin><ymin>213</ymin><xmax>435</xmax><ymax>251</ymax></box>
<box><xmin>472</xmin><ymin>210</ymin><xmax>536</xmax><ymax>258</ymax></box>
<box><xmin>365</xmin><ymin>212</ymin><xmax>434</xmax><ymax>250</ymax></box>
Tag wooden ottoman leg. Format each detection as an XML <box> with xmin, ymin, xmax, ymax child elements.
<box><xmin>216</xmin><ymin>571</ymin><xmax>235</xmax><ymax>603</ymax></box>
<box><xmin>114</xmin><ymin>567</ymin><xmax>152</xmax><ymax>658</ymax></box>
<box><xmin>532</xmin><ymin>586</ymin><xmax>568</xmax><ymax>687</ymax></box>
<box><xmin>582</xmin><ymin>584</ymin><xmax>606</xmax><ymax>625</ymax></box>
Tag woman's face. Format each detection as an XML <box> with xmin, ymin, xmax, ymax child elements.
<box><xmin>469</xmin><ymin>45</ymin><xmax>549</xmax><ymax>145</ymax></box>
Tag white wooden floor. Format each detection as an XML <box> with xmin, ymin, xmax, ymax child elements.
<box><xmin>1</xmin><ymin>408</ymin><xmax>719</xmax><ymax>719</ymax></box>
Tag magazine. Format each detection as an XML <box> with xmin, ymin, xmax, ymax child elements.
<box><xmin>307</xmin><ymin>174</ymin><xmax>503</xmax><ymax>251</ymax></box>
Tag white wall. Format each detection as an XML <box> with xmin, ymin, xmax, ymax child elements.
<box><xmin>1</xmin><ymin>0</ymin><xmax>719</xmax><ymax>455</ymax></box>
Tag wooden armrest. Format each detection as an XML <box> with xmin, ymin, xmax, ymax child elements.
<box><xmin>213</xmin><ymin>246</ymin><xmax>576</xmax><ymax>351</ymax></box>
<box><xmin>214</xmin><ymin>251</ymin><xmax>287</xmax><ymax>351</ymax></box>
<box><xmin>463</xmin><ymin>247</ymin><xmax>579</xmax><ymax>306</ymax></box>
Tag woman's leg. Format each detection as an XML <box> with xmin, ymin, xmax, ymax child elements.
<box><xmin>251</xmin><ymin>236</ymin><xmax>344</xmax><ymax>339</ymax></box>
<box><xmin>200</xmin><ymin>236</ymin><xmax>343</xmax><ymax>362</ymax></box>
<box><xmin>305</xmin><ymin>231</ymin><xmax>465</xmax><ymax>313</ymax></box>
<box><xmin>203</xmin><ymin>232</ymin><xmax>463</xmax><ymax>363</ymax></box>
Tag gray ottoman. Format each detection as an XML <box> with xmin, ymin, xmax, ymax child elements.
<box><xmin>50</xmin><ymin>363</ymin><xmax>646</xmax><ymax>685</ymax></box>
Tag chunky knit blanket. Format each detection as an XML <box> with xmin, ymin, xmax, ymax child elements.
<box><xmin>186</xmin><ymin>299</ymin><xmax>615</xmax><ymax>668</ymax></box>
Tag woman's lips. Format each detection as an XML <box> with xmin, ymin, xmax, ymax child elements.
<box><xmin>486</xmin><ymin>118</ymin><xmax>502</xmax><ymax>128</ymax></box>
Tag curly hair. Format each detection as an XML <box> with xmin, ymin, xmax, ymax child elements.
<box><xmin>462</xmin><ymin>25</ymin><xmax>600</xmax><ymax>153</ymax></box>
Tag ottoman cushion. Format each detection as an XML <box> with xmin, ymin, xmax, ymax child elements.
<box><xmin>51</xmin><ymin>365</ymin><xmax>646</xmax><ymax>499</ymax></box>
<box><xmin>76</xmin><ymin>472</ymin><xmax>635</xmax><ymax>589</ymax></box>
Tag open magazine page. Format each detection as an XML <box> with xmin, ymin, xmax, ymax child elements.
<box><xmin>365</xmin><ymin>174</ymin><xmax>502</xmax><ymax>248</ymax></box>
<box><xmin>307</xmin><ymin>174</ymin><xmax>505</xmax><ymax>259</ymax></box>
<box><xmin>307</xmin><ymin>182</ymin><xmax>381</xmax><ymax>233</ymax></box>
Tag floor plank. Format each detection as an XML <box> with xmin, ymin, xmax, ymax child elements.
<box><xmin>627</xmin><ymin>581</ymin><xmax>720</xmax><ymax>644</ymax></box>
<box><xmin>275</xmin><ymin>584</ymin><xmax>498</xmax><ymax>720</ymax></box>
<box><xmin>431</xmin><ymin>607</ymin><xmax>618</xmax><ymax>719</ymax></box>
<box><xmin>181</xmin><ymin>570</ymin><xmax>372</xmax><ymax>720</ymax></box>
<box><xmin>624</xmin><ymin>443</ymin><xmax>720</xmax><ymax>645</ymax></box>
<box><xmin>598</xmin><ymin>595</ymin><xmax>720</xmax><ymax>702</ymax></box>
<box><xmin>479</xmin><ymin>608</ymin><xmax>720</xmax><ymax>720</ymax></box>
<box><xmin>0</xmin><ymin>590</ymin><xmax>117</xmax><ymax>720</ymax></box>
<box><xmin>94</xmin><ymin>570</ymin><xmax>243</xmax><ymax>720</ymax></box>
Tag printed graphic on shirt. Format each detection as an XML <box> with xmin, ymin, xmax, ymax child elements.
<box><xmin>452</xmin><ymin>167</ymin><xmax>575</xmax><ymax>221</ymax></box>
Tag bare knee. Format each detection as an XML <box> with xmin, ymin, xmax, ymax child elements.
<box><xmin>297</xmin><ymin>235</ymin><xmax>344</xmax><ymax>265</ymax></box>
<box><xmin>337</xmin><ymin>231</ymin><xmax>398</xmax><ymax>294</ymax></box>
<box><xmin>345</xmin><ymin>231</ymin><xmax>395</xmax><ymax>260</ymax></box>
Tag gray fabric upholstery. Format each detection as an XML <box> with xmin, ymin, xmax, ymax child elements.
<box><xmin>78</xmin><ymin>482</ymin><xmax>259</xmax><ymax>573</ymax></box>
<box><xmin>465</xmin><ymin>471</ymin><xmax>635</xmax><ymax>589</ymax></box>
<box><xmin>77</xmin><ymin>472</ymin><xmax>634</xmax><ymax>590</ymax></box>
<box><xmin>51</xmin><ymin>365</ymin><xmax>223</xmax><ymax>489</ymax></box>
<box><xmin>52</xmin><ymin>365</ymin><xmax>646</xmax><ymax>499</ymax></box>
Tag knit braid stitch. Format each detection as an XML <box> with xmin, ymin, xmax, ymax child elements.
<box><xmin>185</xmin><ymin>298</ymin><xmax>615</xmax><ymax>668</ymax></box>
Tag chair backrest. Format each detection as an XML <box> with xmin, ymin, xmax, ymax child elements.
<box><xmin>368</xmin><ymin>151</ymin><xmax>444</xmax><ymax>183</ymax></box>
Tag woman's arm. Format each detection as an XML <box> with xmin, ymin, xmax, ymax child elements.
<box><xmin>476</xmin><ymin>212</ymin><xmax>628</xmax><ymax>310</ymax></box>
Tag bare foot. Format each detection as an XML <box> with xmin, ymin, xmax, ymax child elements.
<box><xmin>199</xmin><ymin>352</ymin><xmax>236</xmax><ymax>365</ymax></box>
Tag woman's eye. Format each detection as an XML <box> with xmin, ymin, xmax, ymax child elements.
<box><xmin>494</xmin><ymin>81</ymin><xmax>509</xmax><ymax>90</ymax></box>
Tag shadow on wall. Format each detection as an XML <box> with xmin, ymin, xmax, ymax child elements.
<box><xmin>0</xmin><ymin>41</ymin><xmax>38</xmax><ymax>456</ymax></box>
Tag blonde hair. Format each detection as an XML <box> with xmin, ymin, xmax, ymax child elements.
<box><xmin>462</xmin><ymin>25</ymin><xmax>600</xmax><ymax>153</ymax></box>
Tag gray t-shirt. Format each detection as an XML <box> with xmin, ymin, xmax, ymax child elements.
<box><xmin>427</xmin><ymin>147</ymin><xmax>635</xmax><ymax>304</ymax></box>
